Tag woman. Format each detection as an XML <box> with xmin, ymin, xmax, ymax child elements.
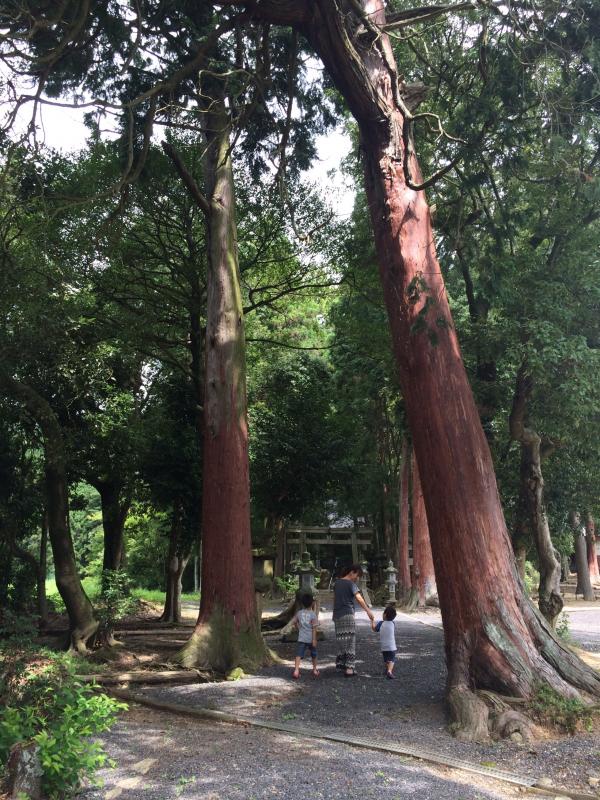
<box><xmin>333</xmin><ymin>563</ymin><xmax>374</xmax><ymax>676</ymax></box>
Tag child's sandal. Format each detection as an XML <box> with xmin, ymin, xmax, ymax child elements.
<box><xmin>292</xmin><ymin>669</ymin><xmax>300</xmax><ymax>680</ymax></box>
<box><xmin>312</xmin><ymin>669</ymin><xmax>320</xmax><ymax>678</ymax></box>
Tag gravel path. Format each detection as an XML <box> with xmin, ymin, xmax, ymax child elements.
<box><xmin>78</xmin><ymin>604</ymin><xmax>600</xmax><ymax>799</ymax></box>
<box><xmin>79</xmin><ymin>706</ymin><xmax>523</xmax><ymax>800</ymax></box>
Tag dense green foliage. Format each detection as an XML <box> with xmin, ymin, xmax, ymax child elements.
<box><xmin>0</xmin><ymin>642</ymin><xmax>125</xmax><ymax>797</ymax></box>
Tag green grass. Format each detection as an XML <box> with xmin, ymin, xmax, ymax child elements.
<box><xmin>46</xmin><ymin>579</ymin><xmax>199</xmax><ymax>609</ymax></box>
<box><xmin>131</xmin><ymin>587</ymin><xmax>199</xmax><ymax>605</ymax></box>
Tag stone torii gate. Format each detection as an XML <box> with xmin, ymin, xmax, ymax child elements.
<box><xmin>284</xmin><ymin>526</ymin><xmax>374</xmax><ymax>572</ymax></box>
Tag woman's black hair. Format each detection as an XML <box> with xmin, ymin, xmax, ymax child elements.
<box><xmin>341</xmin><ymin>563</ymin><xmax>364</xmax><ymax>578</ymax></box>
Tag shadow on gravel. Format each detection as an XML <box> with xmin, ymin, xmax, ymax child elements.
<box><xmin>77</xmin><ymin>606</ymin><xmax>600</xmax><ymax>797</ymax></box>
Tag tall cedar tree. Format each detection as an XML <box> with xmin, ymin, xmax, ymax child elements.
<box><xmin>218</xmin><ymin>0</ymin><xmax>600</xmax><ymax>739</ymax></box>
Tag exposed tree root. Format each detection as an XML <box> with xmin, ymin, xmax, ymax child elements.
<box><xmin>447</xmin><ymin>599</ymin><xmax>600</xmax><ymax>742</ymax></box>
<box><xmin>401</xmin><ymin>587</ymin><xmax>419</xmax><ymax>612</ymax></box>
<box><xmin>492</xmin><ymin>709</ymin><xmax>534</xmax><ymax>742</ymax></box>
<box><xmin>261</xmin><ymin>596</ymin><xmax>300</xmax><ymax>632</ymax></box>
<box><xmin>448</xmin><ymin>687</ymin><xmax>490</xmax><ymax>743</ymax></box>
<box><xmin>68</xmin><ymin>619</ymin><xmax>100</xmax><ymax>655</ymax></box>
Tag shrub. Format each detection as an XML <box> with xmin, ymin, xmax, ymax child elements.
<box><xmin>531</xmin><ymin>684</ymin><xmax>592</xmax><ymax>734</ymax></box>
<box><xmin>0</xmin><ymin>642</ymin><xmax>126</xmax><ymax>797</ymax></box>
<box><xmin>274</xmin><ymin>574</ymin><xmax>298</xmax><ymax>597</ymax></box>
<box><xmin>96</xmin><ymin>569</ymin><xmax>139</xmax><ymax>638</ymax></box>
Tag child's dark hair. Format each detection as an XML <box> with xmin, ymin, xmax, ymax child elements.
<box><xmin>383</xmin><ymin>604</ymin><xmax>397</xmax><ymax>621</ymax></box>
<box><xmin>300</xmin><ymin>593</ymin><xmax>314</xmax><ymax>608</ymax></box>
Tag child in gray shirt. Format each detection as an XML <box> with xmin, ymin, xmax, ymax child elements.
<box><xmin>291</xmin><ymin>593</ymin><xmax>319</xmax><ymax>679</ymax></box>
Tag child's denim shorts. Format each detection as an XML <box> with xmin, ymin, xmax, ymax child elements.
<box><xmin>296</xmin><ymin>641</ymin><xmax>317</xmax><ymax>658</ymax></box>
<box><xmin>381</xmin><ymin>650</ymin><xmax>397</xmax><ymax>662</ymax></box>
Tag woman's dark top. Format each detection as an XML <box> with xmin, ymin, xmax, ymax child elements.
<box><xmin>333</xmin><ymin>578</ymin><xmax>360</xmax><ymax>620</ymax></box>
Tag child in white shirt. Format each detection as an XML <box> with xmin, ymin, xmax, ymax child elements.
<box><xmin>372</xmin><ymin>604</ymin><xmax>397</xmax><ymax>679</ymax></box>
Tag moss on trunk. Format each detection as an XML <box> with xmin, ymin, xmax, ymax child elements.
<box><xmin>177</xmin><ymin>605</ymin><xmax>271</xmax><ymax>673</ymax></box>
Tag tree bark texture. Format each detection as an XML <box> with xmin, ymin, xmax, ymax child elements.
<box><xmin>397</xmin><ymin>438</ymin><xmax>411</xmax><ymax>601</ymax></box>
<box><xmin>0</xmin><ymin>375</ymin><xmax>97</xmax><ymax>650</ymax></box>
<box><xmin>178</xmin><ymin>100</ymin><xmax>269</xmax><ymax>672</ymax></box>
<box><xmin>411</xmin><ymin>450</ymin><xmax>436</xmax><ymax>605</ymax></box>
<box><xmin>509</xmin><ymin>368</ymin><xmax>563</xmax><ymax>626</ymax></box>
<box><xmin>572</xmin><ymin>512</ymin><xmax>594</xmax><ymax>601</ymax></box>
<box><xmin>586</xmin><ymin>514</ymin><xmax>600</xmax><ymax>584</ymax></box>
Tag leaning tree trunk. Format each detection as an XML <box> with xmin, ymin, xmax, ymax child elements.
<box><xmin>572</xmin><ymin>512</ymin><xmax>594</xmax><ymax>601</ymax></box>
<box><xmin>299</xmin><ymin>0</ymin><xmax>600</xmax><ymax>734</ymax></box>
<box><xmin>509</xmin><ymin>367</ymin><xmax>563</xmax><ymax>626</ymax></box>
<box><xmin>174</xmin><ymin>101</ymin><xmax>269</xmax><ymax>673</ymax></box>
<box><xmin>411</xmin><ymin>450</ymin><xmax>436</xmax><ymax>605</ymax></box>
<box><xmin>233</xmin><ymin>0</ymin><xmax>600</xmax><ymax>734</ymax></box>
<box><xmin>0</xmin><ymin>374</ymin><xmax>98</xmax><ymax>651</ymax></box>
<box><xmin>586</xmin><ymin>514</ymin><xmax>600</xmax><ymax>585</ymax></box>
<box><xmin>396</xmin><ymin>438</ymin><xmax>411</xmax><ymax>603</ymax></box>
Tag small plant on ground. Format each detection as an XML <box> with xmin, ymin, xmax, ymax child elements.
<box><xmin>531</xmin><ymin>684</ymin><xmax>593</xmax><ymax>734</ymax></box>
<box><xmin>0</xmin><ymin>640</ymin><xmax>126</xmax><ymax>797</ymax></box>
<box><xmin>555</xmin><ymin>611</ymin><xmax>571</xmax><ymax>642</ymax></box>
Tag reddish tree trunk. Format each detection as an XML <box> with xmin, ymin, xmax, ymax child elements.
<box><xmin>586</xmin><ymin>514</ymin><xmax>599</xmax><ymax>584</ymax></box>
<box><xmin>300</xmin><ymin>0</ymin><xmax>600</xmax><ymax>725</ymax></box>
<box><xmin>411</xmin><ymin>451</ymin><xmax>436</xmax><ymax>605</ymax></box>
<box><xmin>221</xmin><ymin>0</ymin><xmax>600</xmax><ymax>733</ymax></box>
<box><xmin>396</xmin><ymin>438</ymin><xmax>411</xmax><ymax>600</ymax></box>
<box><xmin>176</xmin><ymin>100</ymin><xmax>268</xmax><ymax>671</ymax></box>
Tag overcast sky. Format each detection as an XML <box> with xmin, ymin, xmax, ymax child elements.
<box><xmin>23</xmin><ymin>97</ymin><xmax>356</xmax><ymax>219</ymax></box>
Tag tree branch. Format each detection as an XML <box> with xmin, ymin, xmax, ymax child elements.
<box><xmin>161</xmin><ymin>142</ymin><xmax>211</xmax><ymax>217</ymax></box>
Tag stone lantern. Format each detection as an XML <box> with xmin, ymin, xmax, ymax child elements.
<box><xmin>384</xmin><ymin>560</ymin><xmax>398</xmax><ymax>602</ymax></box>
<box><xmin>296</xmin><ymin>551</ymin><xmax>319</xmax><ymax>593</ymax></box>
